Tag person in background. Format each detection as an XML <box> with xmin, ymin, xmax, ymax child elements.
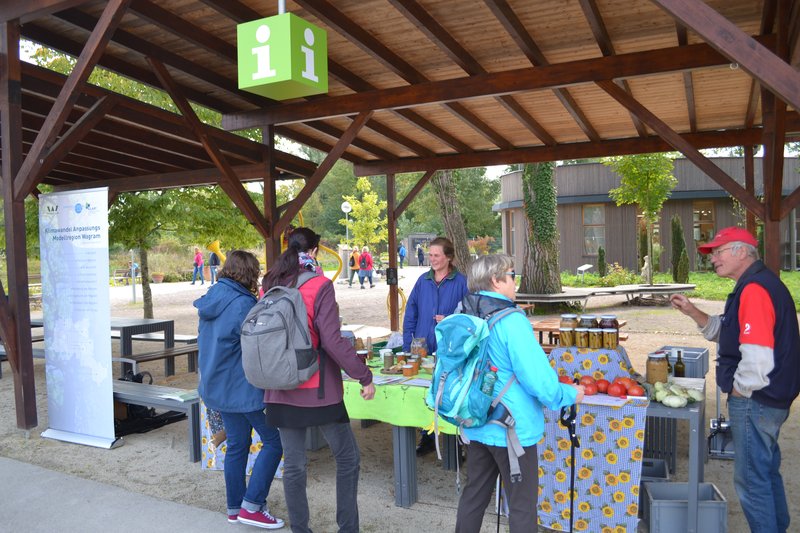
<box><xmin>124</xmin><ymin>261</ymin><xmax>139</xmax><ymax>285</ymax></box>
<box><xmin>670</xmin><ymin>227</ymin><xmax>800</xmax><ymax>533</ymax></box>
<box><xmin>208</xmin><ymin>249</ymin><xmax>221</xmax><ymax>285</ymax></box>
<box><xmin>262</xmin><ymin>227</ymin><xmax>375</xmax><ymax>533</ymax></box>
<box><xmin>417</xmin><ymin>244</ymin><xmax>425</xmax><ymax>266</ymax></box>
<box><xmin>398</xmin><ymin>243</ymin><xmax>407</xmax><ymax>269</ymax></box>
<box><xmin>347</xmin><ymin>248</ymin><xmax>361</xmax><ymax>288</ymax></box>
<box><xmin>358</xmin><ymin>246</ymin><xmax>374</xmax><ymax>289</ymax></box>
<box><xmin>194</xmin><ymin>250</ymin><xmax>284</xmax><ymax>529</ymax></box>
<box><xmin>191</xmin><ymin>246</ymin><xmax>205</xmax><ymax>285</ymax></box>
<box><xmin>455</xmin><ymin>254</ymin><xmax>584</xmax><ymax>533</ymax></box>
<box><xmin>403</xmin><ymin>236</ymin><xmax>468</xmax><ymax>455</ymax></box>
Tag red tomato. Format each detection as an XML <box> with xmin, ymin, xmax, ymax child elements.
<box><xmin>579</xmin><ymin>375</ymin><xmax>596</xmax><ymax>386</ymax></box>
<box><xmin>583</xmin><ymin>382</ymin><xmax>598</xmax><ymax>396</ymax></box>
<box><xmin>558</xmin><ymin>375</ymin><xmax>573</xmax><ymax>384</ymax></box>
<box><xmin>596</xmin><ymin>379</ymin><xmax>610</xmax><ymax>393</ymax></box>
<box><xmin>615</xmin><ymin>377</ymin><xmax>635</xmax><ymax>391</ymax></box>
<box><xmin>607</xmin><ymin>382</ymin><xmax>626</xmax><ymax>397</ymax></box>
<box><xmin>628</xmin><ymin>385</ymin><xmax>646</xmax><ymax>397</ymax></box>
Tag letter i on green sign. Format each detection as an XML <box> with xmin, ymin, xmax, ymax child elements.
<box><xmin>237</xmin><ymin>13</ymin><xmax>328</xmax><ymax>100</ymax></box>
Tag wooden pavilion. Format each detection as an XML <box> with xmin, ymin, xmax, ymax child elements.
<box><xmin>1</xmin><ymin>0</ymin><xmax>799</xmax><ymax>429</ymax></box>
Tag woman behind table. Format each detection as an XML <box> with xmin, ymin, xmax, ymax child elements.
<box><xmin>455</xmin><ymin>254</ymin><xmax>584</xmax><ymax>533</ymax></box>
<box><xmin>403</xmin><ymin>236</ymin><xmax>468</xmax><ymax>455</ymax></box>
<box><xmin>262</xmin><ymin>227</ymin><xmax>375</xmax><ymax>533</ymax></box>
<box><xmin>194</xmin><ymin>250</ymin><xmax>284</xmax><ymax>529</ymax></box>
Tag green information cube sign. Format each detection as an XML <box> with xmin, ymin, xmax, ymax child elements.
<box><xmin>237</xmin><ymin>13</ymin><xmax>328</xmax><ymax>100</ymax></box>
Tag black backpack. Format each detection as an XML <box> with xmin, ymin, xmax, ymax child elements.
<box><xmin>359</xmin><ymin>255</ymin><xmax>368</xmax><ymax>269</ymax></box>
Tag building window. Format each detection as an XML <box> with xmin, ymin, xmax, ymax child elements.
<box><xmin>693</xmin><ymin>201</ymin><xmax>714</xmax><ymax>271</ymax></box>
<box><xmin>583</xmin><ymin>204</ymin><xmax>605</xmax><ymax>255</ymax></box>
<box><xmin>506</xmin><ymin>211</ymin><xmax>515</xmax><ymax>255</ymax></box>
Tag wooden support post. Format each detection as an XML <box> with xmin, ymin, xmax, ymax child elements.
<box><xmin>743</xmin><ymin>145</ymin><xmax>757</xmax><ymax>235</ymax></box>
<box><xmin>1</xmin><ymin>21</ymin><xmax>37</xmax><ymax>429</ymax></box>
<box><xmin>263</xmin><ymin>125</ymin><xmax>281</xmax><ymax>269</ymax></box>
<box><xmin>387</xmin><ymin>173</ymin><xmax>399</xmax><ymax>331</ymax></box>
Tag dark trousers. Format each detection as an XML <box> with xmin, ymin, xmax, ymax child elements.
<box><xmin>455</xmin><ymin>441</ymin><xmax>539</xmax><ymax>533</ymax></box>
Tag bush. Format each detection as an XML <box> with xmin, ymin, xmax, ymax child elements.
<box><xmin>598</xmin><ymin>263</ymin><xmax>639</xmax><ymax>287</ymax></box>
<box><xmin>676</xmin><ymin>248</ymin><xmax>690</xmax><ymax>284</ymax></box>
<box><xmin>597</xmin><ymin>246</ymin><xmax>607</xmax><ymax>277</ymax></box>
<box><xmin>671</xmin><ymin>214</ymin><xmax>686</xmax><ymax>282</ymax></box>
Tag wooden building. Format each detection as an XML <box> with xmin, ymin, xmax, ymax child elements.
<box><xmin>495</xmin><ymin>157</ymin><xmax>800</xmax><ymax>274</ymax></box>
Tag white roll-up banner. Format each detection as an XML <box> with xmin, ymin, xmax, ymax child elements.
<box><xmin>39</xmin><ymin>188</ymin><xmax>117</xmax><ymax>449</ymax></box>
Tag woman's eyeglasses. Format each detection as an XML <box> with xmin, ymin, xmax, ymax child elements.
<box><xmin>505</xmin><ymin>271</ymin><xmax>516</xmax><ymax>281</ymax></box>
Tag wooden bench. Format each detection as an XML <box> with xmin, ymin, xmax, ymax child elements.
<box><xmin>117</xmin><ymin>345</ymin><xmax>199</xmax><ymax>378</ymax></box>
<box><xmin>0</xmin><ymin>345</ymin><xmax>46</xmax><ymax>379</ymax></box>
<box><xmin>111</xmin><ymin>268</ymin><xmax>140</xmax><ymax>286</ymax></box>
<box><xmin>113</xmin><ymin>380</ymin><xmax>201</xmax><ymax>462</ymax></box>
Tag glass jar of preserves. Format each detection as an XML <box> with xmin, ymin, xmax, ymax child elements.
<box><xmin>599</xmin><ymin>315</ymin><xmax>619</xmax><ymax>330</ymax></box>
<box><xmin>578</xmin><ymin>315</ymin><xmax>598</xmax><ymax>329</ymax></box>
<box><xmin>411</xmin><ymin>337</ymin><xmax>428</xmax><ymax>358</ymax></box>
<box><xmin>646</xmin><ymin>352</ymin><xmax>669</xmax><ymax>384</ymax></box>
<box><xmin>559</xmin><ymin>314</ymin><xmax>579</xmax><ymax>330</ymax></box>
<box><xmin>588</xmin><ymin>328</ymin><xmax>603</xmax><ymax>349</ymax></box>
<box><xmin>602</xmin><ymin>328</ymin><xmax>619</xmax><ymax>349</ymax></box>
<box><xmin>575</xmin><ymin>327</ymin><xmax>589</xmax><ymax>348</ymax></box>
<box><xmin>559</xmin><ymin>327</ymin><xmax>574</xmax><ymax>347</ymax></box>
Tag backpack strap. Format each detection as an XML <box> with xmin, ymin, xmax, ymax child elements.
<box><xmin>295</xmin><ymin>271</ymin><xmax>327</xmax><ymax>399</ymax></box>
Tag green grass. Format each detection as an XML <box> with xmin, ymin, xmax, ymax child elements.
<box><xmin>561</xmin><ymin>269</ymin><xmax>800</xmax><ymax>311</ymax></box>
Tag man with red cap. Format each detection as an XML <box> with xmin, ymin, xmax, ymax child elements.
<box><xmin>671</xmin><ymin>226</ymin><xmax>799</xmax><ymax>533</ymax></box>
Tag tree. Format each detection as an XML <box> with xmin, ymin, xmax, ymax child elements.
<box><xmin>671</xmin><ymin>214</ymin><xmax>687</xmax><ymax>282</ymax></box>
<box><xmin>606</xmin><ymin>153</ymin><xmax>677</xmax><ymax>285</ymax></box>
<box><xmin>521</xmin><ymin>162</ymin><xmax>561</xmax><ymax>294</ymax></box>
<box><xmin>341</xmin><ymin>177</ymin><xmax>387</xmax><ymax>249</ymax></box>
<box><xmin>431</xmin><ymin>169</ymin><xmax>471</xmax><ymax>271</ymax></box>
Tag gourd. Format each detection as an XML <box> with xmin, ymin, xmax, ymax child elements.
<box><xmin>661</xmin><ymin>395</ymin><xmax>688</xmax><ymax>408</ymax></box>
<box><xmin>686</xmin><ymin>389</ymin><xmax>704</xmax><ymax>402</ymax></box>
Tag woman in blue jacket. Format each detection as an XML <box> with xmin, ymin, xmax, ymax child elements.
<box><xmin>403</xmin><ymin>237</ymin><xmax>468</xmax><ymax>455</ymax></box>
<box><xmin>195</xmin><ymin>250</ymin><xmax>284</xmax><ymax>529</ymax></box>
<box><xmin>455</xmin><ymin>254</ymin><xmax>584</xmax><ymax>533</ymax></box>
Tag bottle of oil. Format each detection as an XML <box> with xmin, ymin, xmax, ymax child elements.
<box><xmin>674</xmin><ymin>349</ymin><xmax>686</xmax><ymax>378</ymax></box>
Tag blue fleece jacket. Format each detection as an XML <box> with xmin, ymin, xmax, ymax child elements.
<box><xmin>462</xmin><ymin>291</ymin><xmax>578</xmax><ymax>447</ymax></box>
<box><xmin>194</xmin><ymin>278</ymin><xmax>264</xmax><ymax>413</ymax></box>
<box><xmin>402</xmin><ymin>268</ymin><xmax>468</xmax><ymax>352</ymax></box>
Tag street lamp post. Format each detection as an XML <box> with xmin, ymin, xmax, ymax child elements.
<box><xmin>341</xmin><ymin>201</ymin><xmax>352</xmax><ymax>278</ymax></box>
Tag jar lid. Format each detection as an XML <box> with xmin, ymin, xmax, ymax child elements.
<box><xmin>648</xmin><ymin>353</ymin><xmax>666</xmax><ymax>359</ymax></box>
<box><xmin>574</xmin><ymin>327</ymin><xmax>589</xmax><ymax>332</ymax></box>
<box><xmin>402</xmin><ymin>364</ymin><xmax>413</xmax><ymax>368</ymax></box>
<box><xmin>561</xmin><ymin>313</ymin><xmax>578</xmax><ymax>318</ymax></box>
<box><xmin>559</xmin><ymin>327</ymin><xmax>574</xmax><ymax>331</ymax></box>
<box><xmin>600</xmin><ymin>314</ymin><xmax>617</xmax><ymax>319</ymax></box>
<box><xmin>588</xmin><ymin>328</ymin><xmax>603</xmax><ymax>332</ymax></box>
<box><xmin>579</xmin><ymin>315</ymin><xmax>596</xmax><ymax>319</ymax></box>
<box><xmin>601</xmin><ymin>328</ymin><xmax>617</xmax><ymax>332</ymax></box>
<box><xmin>356</xmin><ymin>350</ymin><xmax>369</xmax><ymax>354</ymax></box>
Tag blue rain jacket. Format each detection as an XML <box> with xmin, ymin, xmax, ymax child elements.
<box><xmin>402</xmin><ymin>268</ymin><xmax>468</xmax><ymax>352</ymax></box>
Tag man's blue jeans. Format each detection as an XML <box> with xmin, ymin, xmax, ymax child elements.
<box><xmin>219</xmin><ymin>410</ymin><xmax>283</xmax><ymax>516</ymax></box>
<box><xmin>209</xmin><ymin>266</ymin><xmax>218</xmax><ymax>284</ymax></box>
<box><xmin>728</xmin><ymin>395</ymin><xmax>790</xmax><ymax>533</ymax></box>
<box><xmin>191</xmin><ymin>265</ymin><xmax>204</xmax><ymax>284</ymax></box>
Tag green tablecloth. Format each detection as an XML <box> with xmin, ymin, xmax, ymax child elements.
<box><xmin>343</xmin><ymin>374</ymin><xmax>457</xmax><ymax>435</ymax></box>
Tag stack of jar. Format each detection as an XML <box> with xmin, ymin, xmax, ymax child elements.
<box><xmin>558</xmin><ymin>313</ymin><xmax>619</xmax><ymax>349</ymax></box>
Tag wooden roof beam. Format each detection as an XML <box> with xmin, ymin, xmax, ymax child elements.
<box><xmin>148</xmin><ymin>57</ymin><xmax>270</xmax><ymax>238</ymax></box>
<box><xmin>675</xmin><ymin>25</ymin><xmax>697</xmax><ymax>132</ymax></box>
<box><xmin>223</xmin><ymin>36</ymin><xmax>775</xmax><ymax>129</ymax></box>
<box><xmin>295</xmin><ymin>0</ymin><xmax>512</xmax><ymax>149</ymax></box>
<box><xmin>745</xmin><ymin>0</ymin><xmax>776</xmax><ymax>127</ymax></box>
<box><xmin>577</xmin><ymin>0</ymin><xmax>648</xmax><ymax>137</ymax></box>
<box><xmin>597</xmin><ymin>79</ymin><xmax>763</xmax><ymax>218</ymax></box>
<box><xmin>395</xmin><ymin>170</ymin><xmax>436</xmax><ymax>217</ymax></box>
<box><xmin>353</xmin><ymin>124</ymin><xmax>779</xmax><ymax>175</ymax></box>
<box><xmin>395</xmin><ymin>0</ymin><xmax>557</xmax><ymax>145</ymax></box>
<box><xmin>14</xmin><ymin>0</ymin><xmax>131</xmax><ymax>199</ymax></box>
<box><xmin>487</xmin><ymin>0</ymin><xmax>594</xmax><ymax>143</ymax></box>
<box><xmin>0</xmin><ymin>1</ymin><xmax>86</xmax><ymax>23</ymax></box>
<box><xmin>275</xmin><ymin>111</ymin><xmax>373</xmax><ymax>236</ymax></box>
<box><xmin>652</xmin><ymin>0</ymin><xmax>800</xmax><ymax>112</ymax></box>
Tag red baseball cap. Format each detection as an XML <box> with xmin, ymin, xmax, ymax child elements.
<box><xmin>698</xmin><ymin>227</ymin><xmax>757</xmax><ymax>254</ymax></box>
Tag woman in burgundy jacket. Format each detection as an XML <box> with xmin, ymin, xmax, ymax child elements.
<box><xmin>262</xmin><ymin>227</ymin><xmax>375</xmax><ymax>533</ymax></box>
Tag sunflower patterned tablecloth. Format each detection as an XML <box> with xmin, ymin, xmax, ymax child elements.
<box><xmin>199</xmin><ymin>401</ymin><xmax>284</xmax><ymax>478</ymax></box>
<box><xmin>537</xmin><ymin>347</ymin><xmax>648</xmax><ymax>532</ymax></box>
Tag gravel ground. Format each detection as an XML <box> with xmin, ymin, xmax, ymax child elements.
<box><xmin>1</xmin><ymin>265</ymin><xmax>797</xmax><ymax>532</ymax></box>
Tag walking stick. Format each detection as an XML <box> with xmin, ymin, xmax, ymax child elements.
<box><xmin>559</xmin><ymin>391</ymin><xmax>581</xmax><ymax>533</ymax></box>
